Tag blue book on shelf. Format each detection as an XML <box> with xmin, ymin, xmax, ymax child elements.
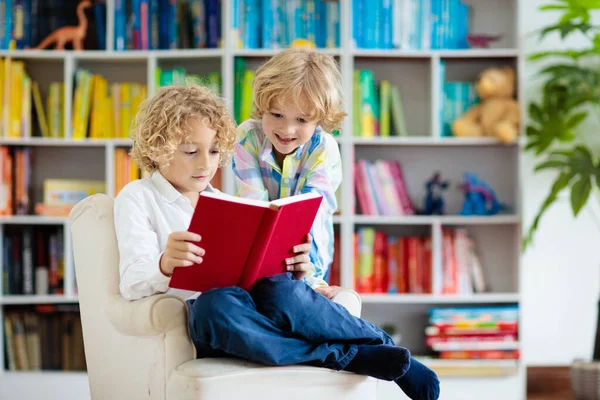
<box><xmin>94</xmin><ymin>2</ymin><xmax>106</xmax><ymax>50</ymax></box>
<box><xmin>353</xmin><ymin>0</ymin><xmax>363</xmax><ymax>48</ymax></box>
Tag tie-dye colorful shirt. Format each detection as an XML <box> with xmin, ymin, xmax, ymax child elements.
<box><xmin>232</xmin><ymin>119</ymin><xmax>342</xmax><ymax>288</ymax></box>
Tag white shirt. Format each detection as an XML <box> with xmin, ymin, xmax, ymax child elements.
<box><xmin>114</xmin><ymin>171</ymin><xmax>217</xmax><ymax>301</ymax></box>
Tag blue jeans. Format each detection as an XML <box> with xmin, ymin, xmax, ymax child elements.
<box><xmin>187</xmin><ymin>273</ymin><xmax>394</xmax><ymax>371</ymax></box>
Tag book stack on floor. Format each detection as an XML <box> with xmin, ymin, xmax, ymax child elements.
<box><xmin>425</xmin><ymin>306</ymin><xmax>520</xmax><ymax>361</ymax></box>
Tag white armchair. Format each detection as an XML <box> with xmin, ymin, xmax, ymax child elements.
<box><xmin>69</xmin><ymin>193</ymin><xmax>377</xmax><ymax>400</ymax></box>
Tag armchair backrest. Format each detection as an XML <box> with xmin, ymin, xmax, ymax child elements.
<box><xmin>70</xmin><ymin>193</ymin><xmax>171</xmax><ymax>400</ymax></box>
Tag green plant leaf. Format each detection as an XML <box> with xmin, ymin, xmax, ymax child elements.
<box><xmin>540</xmin><ymin>5</ymin><xmax>570</xmax><ymax>10</ymax></box>
<box><xmin>535</xmin><ymin>160</ymin><xmax>568</xmax><ymax>171</ymax></box>
<box><xmin>529</xmin><ymin>103</ymin><xmax>544</xmax><ymax>123</ymax></box>
<box><xmin>566</xmin><ymin>111</ymin><xmax>588</xmax><ymax>129</ymax></box>
<box><xmin>570</xmin><ymin>176</ymin><xmax>592</xmax><ymax>216</ymax></box>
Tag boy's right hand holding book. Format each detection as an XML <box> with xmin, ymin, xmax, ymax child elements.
<box><xmin>159</xmin><ymin>232</ymin><xmax>205</xmax><ymax>277</ymax></box>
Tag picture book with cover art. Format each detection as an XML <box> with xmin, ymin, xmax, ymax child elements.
<box><xmin>168</xmin><ymin>191</ymin><xmax>323</xmax><ymax>292</ymax></box>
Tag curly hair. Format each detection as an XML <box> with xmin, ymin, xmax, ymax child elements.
<box><xmin>130</xmin><ymin>84</ymin><xmax>237</xmax><ymax>173</ymax></box>
<box><xmin>250</xmin><ymin>48</ymin><xmax>347</xmax><ymax>133</ymax></box>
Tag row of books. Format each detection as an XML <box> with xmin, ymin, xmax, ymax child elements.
<box><xmin>3</xmin><ymin>304</ymin><xmax>85</xmax><ymax>371</ymax></box>
<box><xmin>0</xmin><ymin>58</ymin><xmax>65</xmax><ymax>139</ymax></box>
<box><xmin>114</xmin><ymin>148</ymin><xmax>143</xmax><ymax>196</ymax></box>
<box><xmin>156</xmin><ymin>68</ymin><xmax>221</xmax><ymax>96</ymax></box>
<box><xmin>115</xmin><ymin>0</ymin><xmax>221</xmax><ymax>51</ymax></box>
<box><xmin>442</xmin><ymin>227</ymin><xmax>487</xmax><ymax>295</ymax></box>
<box><xmin>232</xmin><ymin>0</ymin><xmax>340</xmax><ymax>50</ymax></box>
<box><xmin>3</xmin><ymin>226</ymin><xmax>65</xmax><ymax>296</ymax></box>
<box><xmin>354</xmin><ymin>0</ymin><xmax>470</xmax><ymax>50</ymax></box>
<box><xmin>327</xmin><ymin>226</ymin><xmax>488</xmax><ymax>296</ymax></box>
<box><xmin>354</xmin><ymin>229</ymin><xmax>432</xmax><ymax>294</ymax></box>
<box><xmin>72</xmin><ymin>68</ymin><xmax>147</xmax><ymax>139</ymax></box>
<box><xmin>425</xmin><ymin>306</ymin><xmax>519</xmax><ymax>360</ymax></box>
<box><xmin>353</xmin><ymin>69</ymin><xmax>408</xmax><ymax>138</ymax></box>
<box><xmin>354</xmin><ymin>159</ymin><xmax>415</xmax><ymax>216</ymax></box>
<box><xmin>0</xmin><ymin>146</ymin><xmax>30</xmax><ymax>216</ymax></box>
<box><xmin>439</xmin><ymin>60</ymin><xmax>479</xmax><ymax>137</ymax></box>
<box><xmin>0</xmin><ymin>0</ymin><xmax>106</xmax><ymax>50</ymax></box>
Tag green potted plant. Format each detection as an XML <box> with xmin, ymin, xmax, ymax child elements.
<box><xmin>525</xmin><ymin>1</ymin><xmax>600</xmax><ymax>396</ymax></box>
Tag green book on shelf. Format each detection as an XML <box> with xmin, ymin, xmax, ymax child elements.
<box><xmin>390</xmin><ymin>84</ymin><xmax>408</xmax><ymax>137</ymax></box>
<box><xmin>379</xmin><ymin>80</ymin><xmax>391</xmax><ymax>137</ymax></box>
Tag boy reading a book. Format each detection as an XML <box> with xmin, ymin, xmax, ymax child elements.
<box><xmin>232</xmin><ymin>48</ymin><xmax>439</xmax><ymax>399</ymax></box>
<box><xmin>116</xmin><ymin>84</ymin><xmax>438</xmax><ymax>400</ymax></box>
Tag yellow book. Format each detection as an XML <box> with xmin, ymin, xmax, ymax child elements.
<box><xmin>32</xmin><ymin>81</ymin><xmax>48</xmax><ymax>137</ymax></box>
<box><xmin>71</xmin><ymin>69</ymin><xmax>83</xmax><ymax>138</ymax></box>
<box><xmin>10</xmin><ymin>61</ymin><xmax>23</xmax><ymax>138</ymax></box>
<box><xmin>379</xmin><ymin>80</ymin><xmax>391</xmax><ymax>137</ymax></box>
<box><xmin>79</xmin><ymin>71</ymin><xmax>94</xmax><ymax>139</ymax></box>
<box><xmin>43</xmin><ymin>179</ymin><xmax>106</xmax><ymax>206</ymax></box>
<box><xmin>21</xmin><ymin>74</ymin><xmax>31</xmax><ymax>138</ymax></box>
<box><xmin>240</xmin><ymin>71</ymin><xmax>254</xmax><ymax>123</ymax></box>
<box><xmin>120</xmin><ymin>83</ymin><xmax>131</xmax><ymax>138</ymax></box>
<box><xmin>3</xmin><ymin>57</ymin><xmax>11</xmax><ymax>137</ymax></box>
<box><xmin>111</xmin><ymin>83</ymin><xmax>121</xmax><ymax>138</ymax></box>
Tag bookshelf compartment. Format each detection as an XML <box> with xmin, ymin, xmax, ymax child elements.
<box><xmin>354</xmin><ymin>145</ymin><xmax>518</xmax><ymax>216</ymax></box>
<box><xmin>440</xmin><ymin>223</ymin><xmax>520</xmax><ymax>294</ymax></box>
<box><xmin>2</xmin><ymin>224</ymin><xmax>66</xmax><ymax>297</ymax></box>
<box><xmin>28</xmin><ymin>146</ymin><xmax>106</xmax><ymax>211</ymax></box>
<box><xmin>353</xmin><ymin>57</ymin><xmax>431</xmax><ymax>138</ymax></box>
<box><xmin>2</xmin><ymin>303</ymin><xmax>85</xmax><ymax>372</ymax></box>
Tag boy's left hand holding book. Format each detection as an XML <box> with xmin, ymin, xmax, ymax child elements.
<box><xmin>285</xmin><ymin>233</ymin><xmax>313</xmax><ymax>279</ymax></box>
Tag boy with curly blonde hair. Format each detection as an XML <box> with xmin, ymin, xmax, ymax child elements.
<box><xmin>233</xmin><ymin>48</ymin><xmax>440</xmax><ymax>399</ymax></box>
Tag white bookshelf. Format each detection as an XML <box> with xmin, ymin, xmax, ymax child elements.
<box><xmin>0</xmin><ymin>1</ymin><xmax>526</xmax><ymax>399</ymax></box>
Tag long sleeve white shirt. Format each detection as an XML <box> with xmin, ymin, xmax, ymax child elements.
<box><xmin>114</xmin><ymin>170</ymin><xmax>217</xmax><ymax>301</ymax></box>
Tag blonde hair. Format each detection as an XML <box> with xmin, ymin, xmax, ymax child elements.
<box><xmin>251</xmin><ymin>48</ymin><xmax>346</xmax><ymax>133</ymax></box>
<box><xmin>131</xmin><ymin>84</ymin><xmax>237</xmax><ymax>173</ymax></box>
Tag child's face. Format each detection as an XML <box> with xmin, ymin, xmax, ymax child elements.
<box><xmin>262</xmin><ymin>97</ymin><xmax>319</xmax><ymax>161</ymax></box>
<box><xmin>158</xmin><ymin>118</ymin><xmax>221</xmax><ymax>199</ymax></box>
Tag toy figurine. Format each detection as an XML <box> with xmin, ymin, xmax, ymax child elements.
<box><xmin>35</xmin><ymin>0</ymin><xmax>92</xmax><ymax>50</ymax></box>
<box><xmin>458</xmin><ymin>172</ymin><xmax>507</xmax><ymax>216</ymax></box>
<box><xmin>423</xmin><ymin>172</ymin><xmax>449</xmax><ymax>215</ymax></box>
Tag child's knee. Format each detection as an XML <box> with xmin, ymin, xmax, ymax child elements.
<box><xmin>191</xmin><ymin>287</ymin><xmax>251</xmax><ymax>321</ymax></box>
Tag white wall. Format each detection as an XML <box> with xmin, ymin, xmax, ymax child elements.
<box><xmin>520</xmin><ymin>0</ymin><xmax>600</xmax><ymax>365</ymax></box>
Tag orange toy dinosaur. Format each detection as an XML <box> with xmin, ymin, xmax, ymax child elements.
<box><xmin>35</xmin><ymin>0</ymin><xmax>92</xmax><ymax>50</ymax></box>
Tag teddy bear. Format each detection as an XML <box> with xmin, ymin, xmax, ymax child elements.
<box><xmin>451</xmin><ymin>66</ymin><xmax>520</xmax><ymax>144</ymax></box>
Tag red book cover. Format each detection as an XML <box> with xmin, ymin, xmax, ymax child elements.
<box><xmin>168</xmin><ymin>191</ymin><xmax>323</xmax><ymax>292</ymax></box>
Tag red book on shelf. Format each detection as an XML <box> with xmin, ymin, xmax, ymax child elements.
<box><xmin>168</xmin><ymin>191</ymin><xmax>323</xmax><ymax>292</ymax></box>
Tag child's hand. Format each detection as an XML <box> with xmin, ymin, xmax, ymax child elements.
<box><xmin>285</xmin><ymin>233</ymin><xmax>312</xmax><ymax>279</ymax></box>
<box><xmin>314</xmin><ymin>285</ymin><xmax>343</xmax><ymax>299</ymax></box>
<box><xmin>159</xmin><ymin>232</ymin><xmax>205</xmax><ymax>277</ymax></box>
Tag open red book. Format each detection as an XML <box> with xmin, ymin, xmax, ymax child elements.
<box><xmin>168</xmin><ymin>191</ymin><xmax>323</xmax><ymax>292</ymax></box>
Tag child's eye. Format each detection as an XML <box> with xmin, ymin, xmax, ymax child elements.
<box><xmin>210</xmin><ymin>149</ymin><xmax>220</xmax><ymax>155</ymax></box>
<box><xmin>297</xmin><ymin>118</ymin><xmax>307</xmax><ymax>124</ymax></box>
<box><xmin>271</xmin><ymin>112</ymin><xmax>283</xmax><ymax>118</ymax></box>
<box><xmin>184</xmin><ymin>151</ymin><xmax>197</xmax><ymax>156</ymax></box>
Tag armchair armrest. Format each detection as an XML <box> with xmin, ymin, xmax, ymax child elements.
<box><xmin>332</xmin><ymin>289</ymin><xmax>362</xmax><ymax>318</ymax></box>
<box><xmin>106</xmin><ymin>293</ymin><xmax>197</xmax><ymax>375</ymax></box>
<box><xmin>106</xmin><ymin>293</ymin><xmax>191</xmax><ymax>337</ymax></box>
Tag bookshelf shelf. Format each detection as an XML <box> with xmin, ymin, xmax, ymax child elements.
<box><xmin>360</xmin><ymin>293</ymin><xmax>520</xmax><ymax>305</ymax></box>
<box><xmin>0</xmin><ymin>216</ymin><xmax>69</xmax><ymax>225</ymax></box>
<box><xmin>352</xmin><ymin>215</ymin><xmax>520</xmax><ymax>226</ymax></box>
<box><xmin>233</xmin><ymin>48</ymin><xmax>342</xmax><ymax>57</ymax></box>
<box><xmin>351</xmin><ymin>49</ymin><xmax>520</xmax><ymax>59</ymax></box>
<box><xmin>351</xmin><ymin>137</ymin><xmax>516</xmax><ymax>146</ymax></box>
<box><xmin>0</xmin><ymin>295</ymin><xmax>79</xmax><ymax>305</ymax></box>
